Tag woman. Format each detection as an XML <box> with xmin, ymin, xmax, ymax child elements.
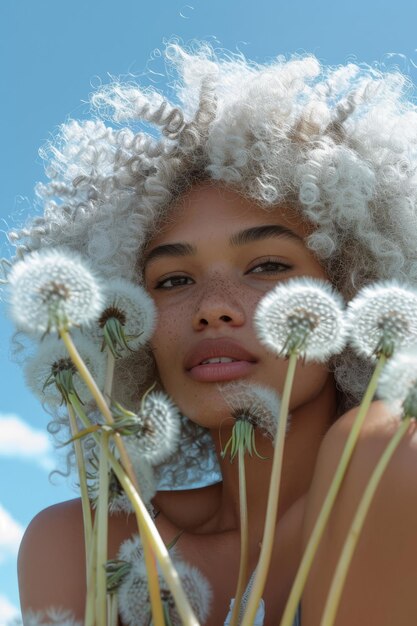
<box><xmin>13</xmin><ymin>43</ymin><xmax>417</xmax><ymax>625</ymax></box>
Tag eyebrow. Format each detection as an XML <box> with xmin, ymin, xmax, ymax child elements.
<box><xmin>144</xmin><ymin>242</ymin><xmax>195</xmax><ymax>266</ymax></box>
<box><xmin>229</xmin><ymin>224</ymin><xmax>304</xmax><ymax>247</ymax></box>
<box><xmin>143</xmin><ymin>224</ymin><xmax>303</xmax><ymax>267</ymax></box>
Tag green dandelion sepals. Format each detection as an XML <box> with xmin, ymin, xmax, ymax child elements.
<box><xmin>93</xmin><ymin>278</ymin><xmax>157</xmax><ymax>358</ymax></box>
<box><xmin>254</xmin><ymin>277</ymin><xmax>347</xmax><ymax>361</ymax></box>
<box><xmin>105</xmin><ymin>559</ymin><xmax>132</xmax><ymax>594</ymax></box>
<box><xmin>221</xmin><ymin>418</ymin><xmax>265</xmax><ymax>462</ymax></box>
<box><xmin>8</xmin><ymin>248</ymin><xmax>104</xmax><ymax>334</ymax></box>
<box><xmin>347</xmin><ymin>281</ymin><xmax>417</xmax><ymax>359</ymax></box>
<box><xmin>220</xmin><ymin>383</ymin><xmax>281</xmax><ymax>460</ymax></box>
<box><xmin>109</xmin><ymin>402</ymin><xmax>145</xmax><ymax>436</ymax></box>
<box><xmin>222</xmin><ymin>382</ymin><xmax>281</xmax><ymax>442</ymax></box>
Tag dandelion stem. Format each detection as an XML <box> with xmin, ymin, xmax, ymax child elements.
<box><xmin>229</xmin><ymin>441</ymin><xmax>249</xmax><ymax>626</ymax></box>
<box><xmin>67</xmin><ymin>403</ymin><xmax>92</xmax><ymax>573</ymax></box>
<box><xmin>241</xmin><ymin>350</ymin><xmax>298</xmax><ymax>626</ymax></box>
<box><xmin>320</xmin><ymin>414</ymin><xmax>412</xmax><ymax>626</ymax></box>
<box><xmin>61</xmin><ymin>332</ymin><xmax>165</xmax><ymax>626</ymax></box>
<box><xmin>142</xmin><ymin>539</ymin><xmax>165</xmax><ymax>626</ymax></box>
<box><xmin>96</xmin><ymin>431</ymin><xmax>110</xmax><ymax>625</ymax></box>
<box><xmin>109</xmin><ymin>593</ymin><xmax>119</xmax><ymax>626</ymax></box>
<box><xmin>84</xmin><ymin>516</ymin><xmax>98</xmax><ymax>626</ymax></box>
<box><xmin>107</xmin><ymin>452</ymin><xmax>201</xmax><ymax>626</ymax></box>
<box><xmin>279</xmin><ymin>354</ymin><xmax>386</xmax><ymax>626</ymax></box>
<box><xmin>68</xmin><ymin>392</ymin><xmax>165</xmax><ymax>626</ymax></box>
<box><xmin>59</xmin><ymin>328</ymin><xmax>137</xmax><ymax>489</ymax></box>
<box><xmin>107</xmin><ymin>376</ymin><xmax>165</xmax><ymax>626</ymax></box>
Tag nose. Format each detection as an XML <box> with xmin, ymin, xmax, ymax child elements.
<box><xmin>192</xmin><ymin>275</ymin><xmax>246</xmax><ymax>330</ymax></box>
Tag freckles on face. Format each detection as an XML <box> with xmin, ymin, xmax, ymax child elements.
<box><xmin>143</xmin><ymin>183</ymin><xmax>332</xmax><ymax>426</ymax></box>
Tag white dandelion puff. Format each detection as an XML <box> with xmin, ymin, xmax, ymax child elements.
<box><xmin>121</xmin><ymin>391</ymin><xmax>181</xmax><ymax>465</ymax></box>
<box><xmin>174</xmin><ymin>561</ymin><xmax>212</xmax><ymax>623</ymax></box>
<box><xmin>347</xmin><ymin>281</ymin><xmax>417</xmax><ymax>359</ymax></box>
<box><xmin>117</xmin><ymin>553</ymin><xmax>212</xmax><ymax>626</ymax></box>
<box><xmin>221</xmin><ymin>382</ymin><xmax>281</xmax><ymax>441</ymax></box>
<box><xmin>89</xmin><ymin>456</ymin><xmax>156</xmax><ymax>514</ymax></box>
<box><xmin>22</xmin><ymin>607</ymin><xmax>82</xmax><ymax>626</ymax></box>
<box><xmin>91</xmin><ymin>278</ymin><xmax>157</xmax><ymax>357</ymax></box>
<box><xmin>112</xmin><ymin>457</ymin><xmax>156</xmax><ymax>513</ymax></box>
<box><xmin>117</xmin><ymin>557</ymin><xmax>159</xmax><ymax>626</ymax></box>
<box><xmin>24</xmin><ymin>333</ymin><xmax>106</xmax><ymax>407</ymax></box>
<box><xmin>254</xmin><ymin>277</ymin><xmax>347</xmax><ymax>361</ymax></box>
<box><xmin>116</xmin><ymin>533</ymin><xmax>181</xmax><ymax>575</ymax></box>
<box><xmin>117</xmin><ymin>533</ymin><xmax>145</xmax><ymax>563</ymax></box>
<box><xmin>377</xmin><ymin>347</ymin><xmax>417</xmax><ymax>417</ymax></box>
<box><xmin>8</xmin><ymin>248</ymin><xmax>104</xmax><ymax>334</ymax></box>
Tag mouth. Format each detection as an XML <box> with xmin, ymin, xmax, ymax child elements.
<box><xmin>200</xmin><ymin>356</ymin><xmax>239</xmax><ymax>365</ymax></box>
<box><xmin>185</xmin><ymin>339</ymin><xmax>258</xmax><ymax>382</ymax></box>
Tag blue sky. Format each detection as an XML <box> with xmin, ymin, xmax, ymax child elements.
<box><xmin>0</xmin><ymin>0</ymin><xmax>416</xmax><ymax>622</ymax></box>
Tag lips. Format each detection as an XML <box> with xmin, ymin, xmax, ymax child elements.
<box><xmin>185</xmin><ymin>338</ymin><xmax>257</xmax><ymax>369</ymax></box>
<box><xmin>184</xmin><ymin>338</ymin><xmax>258</xmax><ymax>382</ymax></box>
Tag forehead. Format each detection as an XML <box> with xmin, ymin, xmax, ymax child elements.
<box><xmin>148</xmin><ymin>183</ymin><xmax>311</xmax><ymax>247</ymax></box>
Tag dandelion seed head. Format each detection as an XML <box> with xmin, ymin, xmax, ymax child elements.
<box><xmin>8</xmin><ymin>248</ymin><xmax>104</xmax><ymax>333</ymax></box>
<box><xmin>24</xmin><ymin>333</ymin><xmax>106</xmax><ymax>407</ymax></box>
<box><xmin>117</xmin><ymin>533</ymin><xmax>181</xmax><ymax>567</ymax></box>
<box><xmin>99</xmin><ymin>304</ymin><xmax>127</xmax><ymax>327</ymax></box>
<box><xmin>123</xmin><ymin>391</ymin><xmax>181</xmax><ymax>465</ymax></box>
<box><xmin>91</xmin><ymin>458</ymin><xmax>156</xmax><ymax>514</ymax></box>
<box><xmin>22</xmin><ymin>608</ymin><xmax>82</xmax><ymax>626</ymax></box>
<box><xmin>117</xmin><ymin>534</ymin><xmax>144</xmax><ymax>563</ymax></box>
<box><xmin>221</xmin><ymin>382</ymin><xmax>281</xmax><ymax>441</ymax></box>
<box><xmin>117</xmin><ymin>550</ymin><xmax>212</xmax><ymax>626</ymax></box>
<box><xmin>173</xmin><ymin>561</ymin><xmax>212</xmax><ymax>623</ymax></box>
<box><xmin>51</xmin><ymin>357</ymin><xmax>77</xmax><ymax>377</ymax></box>
<box><xmin>378</xmin><ymin>348</ymin><xmax>417</xmax><ymax>417</ymax></box>
<box><xmin>117</xmin><ymin>560</ymin><xmax>151</xmax><ymax>626</ymax></box>
<box><xmin>92</xmin><ymin>278</ymin><xmax>157</xmax><ymax>355</ymax></box>
<box><xmin>253</xmin><ymin>277</ymin><xmax>347</xmax><ymax>361</ymax></box>
<box><xmin>347</xmin><ymin>282</ymin><xmax>417</xmax><ymax>358</ymax></box>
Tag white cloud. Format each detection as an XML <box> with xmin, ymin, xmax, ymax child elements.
<box><xmin>0</xmin><ymin>504</ymin><xmax>24</xmax><ymax>564</ymax></box>
<box><xmin>0</xmin><ymin>594</ymin><xmax>20</xmax><ymax>626</ymax></box>
<box><xmin>0</xmin><ymin>414</ymin><xmax>53</xmax><ymax>471</ymax></box>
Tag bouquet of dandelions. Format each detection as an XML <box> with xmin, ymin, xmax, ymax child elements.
<box><xmin>7</xmin><ymin>247</ymin><xmax>417</xmax><ymax>626</ymax></box>
<box><xmin>7</xmin><ymin>248</ymin><xmax>211</xmax><ymax>626</ymax></box>
<box><xmin>238</xmin><ymin>278</ymin><xmax>417</xmax><ymax>626</ymax></box>
<box><xmin>213</xmin><ymin>277</ymin><xmax>417</xmax><ymax>626</ymax></box>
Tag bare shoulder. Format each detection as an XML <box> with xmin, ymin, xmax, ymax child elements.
<box><xmin>17</xmin><ymin>484</ymin><xmax>224</xmax><ymax>622</ymax></box>
<box><xmin>302</xmin><ymin>401</ymin><xmax>417</xmax><ymax>626</ymax></box>
<box><xmin>311</xmin><ymin>400</ymin><xmax>417</xmax><ymax>504</ymax></box>
<box><xmin>18</xmin><ymin>499</ymin><xmax>86</xmax><ymax>619</ymax></box>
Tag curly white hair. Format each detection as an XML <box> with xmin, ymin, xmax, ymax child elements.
<box><xmin>6</xmin><ymin>42</ymin><xmax>417</xmax><ymax>485</ymax></box>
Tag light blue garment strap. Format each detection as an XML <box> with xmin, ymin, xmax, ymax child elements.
<box><xmin>224</xmin><ymin>566</ymin><xmax>302</xmax><ymax>625</ymax></box>
<box><xmin>293</xmin><ymin>602</ymin><xmax>302</xmax><ymax>626</ymax></box>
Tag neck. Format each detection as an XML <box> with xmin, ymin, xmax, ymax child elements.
<box><xmin>209</xmin><ymin>375</ymin><xmax>337</xmax><ymax>543</ymax></box>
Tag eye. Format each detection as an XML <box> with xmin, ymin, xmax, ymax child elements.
<box><xmin>155</xmin><ymin>275</ymin><xmax>194</xmax><ymax>289</ymax></box>
<box><xmin>247</xmin><ymin>258</ymin><xmax>292</xmax><ymax>275</ymax></box>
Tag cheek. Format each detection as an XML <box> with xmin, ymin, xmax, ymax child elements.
<box><xmin>290</xmin><ymin>361</ymin><xmax>330</xmax><ymax>409</ymax></box>
<box><xmin>150</xmin><ymin>303</ymin><xmax>188</xmax><ymax>381</ymax></box>
<box><xmin>260</xmin><ymin>353</ymin><xmax>330</xmax><ymax>409</ymax></box>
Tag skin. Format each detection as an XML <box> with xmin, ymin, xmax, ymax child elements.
<box><xmin>18</xmin><ymin>183</ymin><xmax>417</xmax><ymax>625</ymax></box>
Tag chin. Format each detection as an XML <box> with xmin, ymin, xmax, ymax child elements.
<box><xmin>168</xmin><ymin>383</ymin><xmax>237</xmax><ymax>430</ymax></box>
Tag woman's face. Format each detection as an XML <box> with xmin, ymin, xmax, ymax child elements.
<box><xmin>144</xmin><ymin>183</ymin><xmax>332</xmax><ymax>428</ymax></box>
